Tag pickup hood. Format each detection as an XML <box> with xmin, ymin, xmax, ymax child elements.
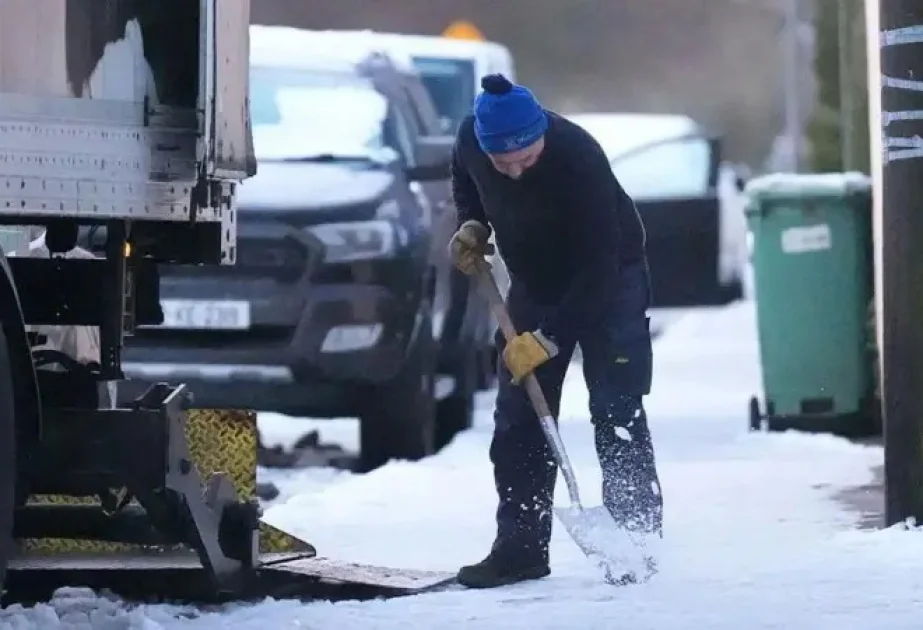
<box><xmin>238</xmin><ymin>161</ymin><xmax>395</xmax><ymax>213</ymax></box>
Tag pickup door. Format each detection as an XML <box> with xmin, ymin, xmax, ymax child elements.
<box><xmin>199</xmin><ymin>0</ymin><xmax>256</xmax><ymax>180</ymax></box>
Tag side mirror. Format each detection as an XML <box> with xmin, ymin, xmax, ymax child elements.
<box><xmin>407</xmin><ymin>134</ymin><xmax>454</xmax><ymax>182</ymax></box>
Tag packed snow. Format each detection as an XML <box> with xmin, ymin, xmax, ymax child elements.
<box><xmin>4</xmin><ymin>299</ymin><xmax>922</xmax><ymax>629</ymax></box>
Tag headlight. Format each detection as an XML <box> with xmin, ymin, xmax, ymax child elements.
<box><xmin>306</xmin><ymin>220</ymin><xmax>397</xmax><ymax>263</ymax></box>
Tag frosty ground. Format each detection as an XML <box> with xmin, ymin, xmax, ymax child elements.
<box><xmin>5</xmin><ymin>298</ymin><xmax>923</xmax><ymax>629</ymax></box>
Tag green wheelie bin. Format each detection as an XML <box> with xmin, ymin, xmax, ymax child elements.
<box><xmin>744</xmin><ymin>172</ymin><xmax>878</xmax><ymax>437</ymax></box>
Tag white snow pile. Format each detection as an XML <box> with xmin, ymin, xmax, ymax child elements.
<box><xmin>743</xmin><ymin>170</ymin><xmax>872</xmax><ymax>198</ymax></box>
<box><xmin>4</xmin><ymin>300</ymin><xmax>923</xmax><ymax>629</ymax></box>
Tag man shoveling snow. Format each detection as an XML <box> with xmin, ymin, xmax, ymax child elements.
<box><xmin>448</xmin><ymin>74</ymin><xmax>663</xmax><ymax>588</ymax></box>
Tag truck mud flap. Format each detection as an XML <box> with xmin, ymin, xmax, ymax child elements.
<box><xmin>4</xmin><ymin>552</ymin><xmax>456</xmax><ymax>604</ymax></box>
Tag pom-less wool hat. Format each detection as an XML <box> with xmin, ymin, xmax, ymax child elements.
<box><xmin>473</xmin><ymin>74</ymin><xmax>548</xmax><ymax>154</ymax></box>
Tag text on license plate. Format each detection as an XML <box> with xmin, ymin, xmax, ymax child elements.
<box><xmin>158</xmin><ymin>299</ymin><xmax>251</xmax><ymax>330</ymax></box>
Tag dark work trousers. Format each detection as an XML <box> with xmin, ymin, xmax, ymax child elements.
<box><xmin>489</xmin><ymin>262</ymin><xmax>663</xmax><ymax>564</ymax></box>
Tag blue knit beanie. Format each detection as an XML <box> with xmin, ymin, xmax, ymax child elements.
<box><xmin>473</xmin><ymin>74</ymin><xmax>548</xmax><ymax>154</ymax></box>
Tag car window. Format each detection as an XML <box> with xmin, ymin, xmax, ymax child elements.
<box><xmin>403</xmin><ymin>93</ymin><xmax>428</xmax><ymax>133</ymax></box>
<box><xmin>410</xmin><ymin>56</ymin><xmax>477</xmax><ymax>134</ymax></box>
<box><xmin>401</xmin><ymin>82</ymin><xmax>439</xmax><ymax>135</ymax></box>
<box><xmin>384</xmin><ymin>106</ymin><xmax>418</xmax><ymax>167</ymax></box>
<box><xmin>609</xmin><ymin>136</ymin><xmax>712</xmax><ymax>199</ymax></box>
<box><xmin>249</xmin><ymin>64</ymin><xmax>404</xmax><ymax>163</ymax></box>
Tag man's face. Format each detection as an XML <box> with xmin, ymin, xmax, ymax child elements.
<box><xmin>487</xmin><ymin>136</ymin><xmax>545</xmax><ymax>180</ymax></box>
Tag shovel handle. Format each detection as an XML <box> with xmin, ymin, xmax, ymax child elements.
<box><xmin>473</xmin><ymin>260</ymin><xmax>552</xmax><ymax>419</ymax></box>
<box><xmin>473</xmin><ymin>260</ymin><xmax>583</xmax><ymax>508</ymax></box>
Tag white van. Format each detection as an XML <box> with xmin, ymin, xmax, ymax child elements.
<box><xmin>293</xmin><ymin>30</ymin><xmax>515</xmax><ymax>136</ymax></box>
<box><xmin>569</xmin><ymin>112</ymin><xmax>749</xmax><ymax>308</ymax></box>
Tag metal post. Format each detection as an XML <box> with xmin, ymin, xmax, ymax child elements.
<box><xmin>878</xmin><ymin>0</ymin><xmax>923</xmax><ymax>527</ymax></box>
<box><xmin>782</xmin><ymin>0</ymin><xmax>802</xmax><ymax>171</ymax></box>
<box><xmin>839</xmin><ymin>0</ymin><xmax>858</xmax><ymax>170</ymax></box>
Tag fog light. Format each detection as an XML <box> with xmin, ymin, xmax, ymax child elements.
<box><xmin>321</xmin><ymin>323</ymin><xmax>383</xmax><ymax>353</ymax></box>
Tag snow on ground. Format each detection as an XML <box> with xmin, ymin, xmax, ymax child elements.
<box><xmin>7</xmin><ymin>298</ymin><xmax>923</xmax><ymax>629</ymax></box>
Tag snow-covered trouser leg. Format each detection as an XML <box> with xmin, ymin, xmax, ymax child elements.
<box><xmin>579</xmin><ymin>289</ymin><xmax>662</xmax><ymax>535</ymax></box>
<box><xmin>591</xmin><ymin>394</ymin><xmax>663</xmax><ymax>535</ymax></box>
<box><xmin>489</xmin><ymin>291</ymin><xmax>576</xmax><ymax>564</ymax></box>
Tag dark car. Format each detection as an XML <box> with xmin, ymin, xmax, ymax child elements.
<box><xmin>117</xmin><ymin>38</ymin><xmax>494</xmax><ymax>471</ymax></box>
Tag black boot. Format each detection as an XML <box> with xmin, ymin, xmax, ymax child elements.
<box><xmin>456</xmin><ymin>550</ymin><xmax>550</xmax><ymax>589</ymax></box>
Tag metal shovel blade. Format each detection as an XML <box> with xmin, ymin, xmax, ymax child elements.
<box><xmin>554</xmin><ymin>504</ymin><xmax>654</xmax><ymax>585</ymax></box>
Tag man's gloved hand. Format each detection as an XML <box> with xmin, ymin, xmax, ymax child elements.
<box><xmin>448</xmin><ymin>220</ymin><xmax>494</xmax><ymax>275</ymax></box>
<box><xmin>502</xmin><ymin>330</ymin><xmax>559</xmax><ymax>385</ymax></box>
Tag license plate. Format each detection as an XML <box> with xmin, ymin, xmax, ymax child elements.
<box><xmin>158</xmin><ymin>299</ymin><xmax>251</xmax><ymax>330</ymax></box>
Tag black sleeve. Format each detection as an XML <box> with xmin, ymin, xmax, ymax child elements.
<box><xmin>540</xmin><ymin>136</ymin><xmax>623</xmax><ymax>343</ymax></box>
<box><xmin>450</xmin><ymin>127</ymin><xmax>491</xmax><ymax>233</ymax></box>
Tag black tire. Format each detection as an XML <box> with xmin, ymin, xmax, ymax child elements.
<box><xmin>358</xmin><ymin>304</ymin><xmax>437</xmax><ymax>472</ymax></box>
<box><xmin>717</xmin><ymin>277</ymin><xmax>745</xmax><ymax>305</ymax></box>
<box><xmin>0</xmin><ymin>327</ymin><xmax>16</xmax><ymax>588</ymax></box>
<box><xmin>748</xmin><ymin>396</ymin><xmax>762</xmax><ymax>432</ymax></box>
<box><xmin>435</xmin><ymin>343</ymin><xmax>477</xmax><ymax>450</ymax></box>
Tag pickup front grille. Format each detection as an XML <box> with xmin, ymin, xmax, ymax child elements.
<box><xmin>161</xmin><ymin>236</ymin><xmax>312</xmax><ymax>282</ymax></box>
<box><xmin>236</xmin><ymin>237</ymin><xmax>309</xmax><ymax>281</ymax></box>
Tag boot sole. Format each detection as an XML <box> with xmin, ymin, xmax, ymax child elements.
<box><xmin>457</xmin><ymin>567</ymin><xmax>550</xmax><ymax>589</ymax></box>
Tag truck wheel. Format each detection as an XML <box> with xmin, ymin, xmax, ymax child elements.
<box><xmin>0</xmin><ymin>326</ymin><xmax>17</xmax><ymax>587</ymax></box>
<box><xmin>359</xmin><ymin>304</ymin><xmax>437</xmax><ymax>472</ymax></box>
<box><xmin>436</xmin><ymin>343</ymin><xmax>477</xmax><ymax>450</ymax></box>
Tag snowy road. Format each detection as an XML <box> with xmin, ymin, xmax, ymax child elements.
<box><xmin>7</xmin><ymin>299</ymin><xmax>923</xmax><ymax>629</ymax></box>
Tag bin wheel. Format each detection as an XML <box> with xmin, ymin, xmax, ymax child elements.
<box><xmin>748</xmin><ymin>396</ymin><xmax>762</xmax><ymax>432</ymax></box>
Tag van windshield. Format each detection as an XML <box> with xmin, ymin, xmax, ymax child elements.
<box><xmin>411</xmin><ymin>56</ymin><xmax>477</xmax><ymax>134</ymax></box>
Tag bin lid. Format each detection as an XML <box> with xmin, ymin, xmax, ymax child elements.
<box><xmin>744</xmin><ymin>172</ymin><xmax>872</xmax><ymax>215</ymax></box>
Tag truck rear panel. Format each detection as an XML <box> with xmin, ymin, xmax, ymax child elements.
<box><xmin>0</xmin><ymin>0</ymin><xmax>253</xmax><ymax>263</ymax></box>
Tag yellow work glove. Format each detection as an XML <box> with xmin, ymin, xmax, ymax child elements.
<box><xmin>448</xmin><ymin>220</ymin><xmax>494</xmax><ymax>275</ymax></box>
<box><xmin>502</xmin><ymin>330</ymin><xmax>559</xmax><ymax>385</ymax></box>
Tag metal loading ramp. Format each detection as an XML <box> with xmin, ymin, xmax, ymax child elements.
<box><xmin>4</xmin><ymin>552</ymin><xmax>456</xmax><ymax>604</ymax></box>
<box><xmin>4</xmin><ymin>403</ymin><xmax>455</xmax><ymax>604</ymax></box>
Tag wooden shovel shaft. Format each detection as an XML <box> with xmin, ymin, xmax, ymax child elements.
<box><xmin>473</xmin><ymin>261</ymin><xmax>552</xmax><ymax>418</ymax></box>
<box><xmin>473</xmin><ymin>260</ymin><xmax>583</xmax><ymax>507</ymax></box>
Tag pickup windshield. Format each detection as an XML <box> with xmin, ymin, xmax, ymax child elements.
<box><xmin>411</xmin><ymin>56</ymin><xmax>477</xmax><ymax>134</ymax></box>
<box><xmin>249</xmin><ymin>65</ymin><xmax>401</xmax><ymax>163</ymax></box>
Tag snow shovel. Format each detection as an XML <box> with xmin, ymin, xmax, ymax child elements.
<box><xmin>473</xmin><ymin>260</ymin><xmax>649</xmax><ymax>585</ymax></box>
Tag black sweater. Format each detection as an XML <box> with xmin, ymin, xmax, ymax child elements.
<box><xmin>450</xmin><ymin>111</ymin><xmax>647</xmax><ymax>342</ymax></box>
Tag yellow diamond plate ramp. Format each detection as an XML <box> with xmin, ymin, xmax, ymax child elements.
<box><xmin>18</xmin><ymin>409</ymin><xmax>307</xmax><ymax>556</ymax></box>
<box><xmin>7</xmin><ymin>408</ymin><xmax>455</xmax><ymax>601</ymax></box>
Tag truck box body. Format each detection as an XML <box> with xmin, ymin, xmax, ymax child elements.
<box><xmin>0</xmin><ymin>0</ymin><xmax>255</xmax><ymax>264</ymax></box>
